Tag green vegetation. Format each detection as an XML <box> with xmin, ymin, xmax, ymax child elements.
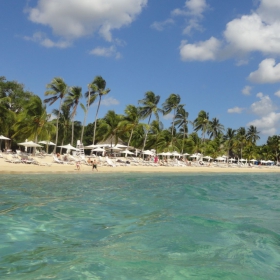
<box><xmin>0</xmin><ymin>76</ymin><xmax>279</xmax><ymax>161</ymax></box>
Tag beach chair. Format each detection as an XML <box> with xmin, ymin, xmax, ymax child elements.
<box><xmin>5</xmin><ymin>155</ymin><xmax>21</xmax><ymax>164</ymax></box>
<box><xmin>106</xmin><ymin>157</ymin><xmax>118</xmax><ymax>167</ymax></box>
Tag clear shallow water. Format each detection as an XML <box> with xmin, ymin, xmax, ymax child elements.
<box><xmin>0</xmin><ymin>173</ymin><xmax>280</xmax><ymax>280</ymax></box>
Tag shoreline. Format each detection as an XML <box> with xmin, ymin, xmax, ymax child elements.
<box><xmin>1</xmin><ymin>157</ymin><xmax>280</xmax><ymax>174</ymax></box>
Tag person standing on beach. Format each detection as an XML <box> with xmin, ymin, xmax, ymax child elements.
<box><xmin>92</xmin><ymin>159</ymin><xmax>98</xmax><ymax>172</ymax></box>
<box><xmin>76</xmin><ymin>161</ymin><xmax>81</xmax><ymax>170</ymax></box>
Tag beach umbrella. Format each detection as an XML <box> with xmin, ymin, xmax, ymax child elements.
<box><xmin>18</xmin><ymin>141</ymin><xmax>43</xmax><ymax>154</ymax></box>
<box><xmin>0</xmin><ymin>135</ymin><xmax>10</xmax><ymax>140</ymax></box>
<box><xmin>157</xmin><ymin>152</ymin><xmax>167</xmax><ymax>156</ymax></box>
<box><xmin>39</xmin><ymin>140</ymin><xmax>55</xmax><ymax>153</ymax></box>
<box><xmin>142</xmin><ymin>150</ymin><xmax>155</xmax><ymax>155</ymax></box>
<box><xmin>183</xmin><ymin>153</ymin><xmax>190</xmax><ymax>156</ymax></box>
<box><xmin>120</xmin><ymin>149</ymin><xmax>134</xmax><ymax>155</ymax></box>
<box><xmin>84</xmin><ymin>144</ymin><xmax>110</xmax><ymax>149</ymax></box>
<box><xmin>190</xmin><ymin>153</ymin><xmax>200</xmax><ymax>159</ymax></box>
<box><xmin>203</xmin><ymin>156</ymin><xmax>213</xmax><ymax>161</ymax></box>
<box><xmin>0</xmin><ymin>135</ymin><xmax>10</xmax><ymax>151</ymax></box>
<box><xmin>39</xmin><ymin>140</ymin><xmax>55</xmax><ymax>145</ymax></box>
<box><xmin>172</xmin><ymin>151</ymin><xmax>181</xmax><ymax>157</ymax></box>
<box><xmin>215</xmin><ymin>156</ymin><xmax>225</xmax><ymax>161</ymax></box>
<box><xmin>18</xmin><ymin>141</ymin><xmax>43</xmax><ymax>148</ymax></box>
<box><xmin>92</xmin><ymin>147</ymin><xmax>106</xmax><ymax>152</ymax></box>
<box><xmin>57</xmin><ymin>144</ymin><xmax>79</xmax><ymax>153</ymax></box>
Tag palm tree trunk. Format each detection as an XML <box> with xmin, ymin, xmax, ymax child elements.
<box><xmin>92</xmin><ymin>96</ymin><xmax>102</xmax><ymax>144</ymax></box>
<box><xmin>71</xmin><ymin>119</ymin><xmax>74</xmax><ymax>145</ymax></box>
<box><xmin>142</xmin><ymin>115</ymin><xmax>151</xmax><ymax>151</ymax></box>
<box><xmin>181</xmin><ymin>126</ymin><xmax>186</xmax><ymax>154</ymax></box>
<box><xmin>127</xmin><ymin>128</ymin><xmax>134</xmax><ymax>147</ymax></box>
<box><xmin>171</xmin><ymin>109</ymin><xmax>176</xmax><ymax>146</ymax></box>
<box><xmin>81</xmin><ymin>87</ymin><xmax>91</xmax><ymax>143</ymax></box>
<box><xmin>54</xmin><ymin>98</ymin><xmax>62</xmax><ymax>153</ymax></box>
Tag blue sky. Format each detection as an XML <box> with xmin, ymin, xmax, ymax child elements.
<box><xmin>1</xmin><ymin>0</ymin><xmax>280</xmax><ymax>144</ymax></box>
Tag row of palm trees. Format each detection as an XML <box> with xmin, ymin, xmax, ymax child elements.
<box><xmin>1</xmin><ymin>75</ymin><xmax>279</xmax><ymax>161</ymax></box>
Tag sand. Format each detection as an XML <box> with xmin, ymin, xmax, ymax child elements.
<box><xmin>0</xmin><ymin>154</ymin><xmax>279</xmax><ymax>174</ymax></box>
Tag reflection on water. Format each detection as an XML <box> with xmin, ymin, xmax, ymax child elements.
<box><xmin>0</xmin><ymin>173</ymin><xmax>280</xmax><ymax>279</ymax></box>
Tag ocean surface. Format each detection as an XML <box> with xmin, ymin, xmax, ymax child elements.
<box><xmin>0</xmin><ymin>173</ymin><xmax>279</xmax><ymax>280</ymax></box>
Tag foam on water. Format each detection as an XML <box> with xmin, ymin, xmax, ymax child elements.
<box><xmin>0</xmin><ymin>173</ymin><xmax>280</xmax><ymax>279</ymax></box>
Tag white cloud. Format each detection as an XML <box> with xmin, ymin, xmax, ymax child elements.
<box><xmin>246</xmin><ymin>91</ymin><xmax>280</xmax><ymax>135</ymax></box>
<box><xmin>173</xmin><ymin>0</ymin><xmax>207</xmax><ymax>34</ymax></box>
<box><xmin>182</xmin><ymin>18</ymin><xmax>204</xmax><ymax>35</ymax></box>
<box><xmin>250</xmin><ymin>92</ymin><xmax>277</xmax><ymax>116</ymax></box>
<box><xmin>274</xmin><ymin>90</ymin><xmax>280</xmax><ymax>97</ymax></box>
<box><xmin>181</xmin><ymin>0</ymin><xmax>280</xmax><ymax>61</ymax></box>
<box><xmin>100</xmin><ymin>97</ymin><xmax>120</xmax><ymax>106</ymax></box>
<box><xmin>227</xmin><ymin>107</ymin><xmax>244</xmax><ymax>114</ymax></box>
<box><xmin>23</xmin><ymin>32</ymin><xmax>71</xmax><ymax>48</ymax></box>
<box><xmin>248</xmin><ymin>58</ymin><xmax>280</xmax><ymax>84</ymax></box>
<box><xmin>27</xmin><ymin>0</ymin><xmax>147</xmax><ymax>42</ymax></box>
<box><xmin>242</xmin><ymin>86</ymin><xmax>252</xmax><ymax>95</ymax></box>
<box><xmin>223</xmin><ymin>13</ymin><xmax>280</xmax><ymax>56</ymax></box>
<box><xmin>150</xmin><ymin>19</ymin><xmax>174</xmax><ymax>31</ymax></box>
<box><xmin>179</xmin><ymin>37</ymin><xmax>221</xmax><ymax>61</ymax></box>
<box><xmin>247</xmin><ymin>112</ymin><xmax>280</xmax><ymax>135</ymax></box>
<box><xmin>185</xmin><ymin>0</ymin><xmax>208</xmax><ymax>17</ymax></box>
<box><xmin>89</xmin><ymin>46</ymin><xmax>121</xmax><ymax>59</ymax></box>
<box><xmin>163</xmin><ymin>113</ymin><xmax>174</xmax><ymax>120</ymax></box>
<box><xmin>235</xmin><ymin>59</ymin><xmax>249</xmax><ymax>66</ymax></box>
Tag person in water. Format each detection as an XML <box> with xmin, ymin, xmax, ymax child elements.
<box><xmin>91</xmin><ymin>159</ymin><xmax>98</xmax><ymax>172</ymax></box>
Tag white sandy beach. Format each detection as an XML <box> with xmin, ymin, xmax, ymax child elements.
<box><xmin>0</xmin><ymin>155</ymin><xmax>279</xmax><ymax>174</ymax></box>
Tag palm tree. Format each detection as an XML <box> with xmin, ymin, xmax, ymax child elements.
<box><xmin>246</xmin><ymin>125</ymin><xmax>260</xmax><ymax>145</ymax></box>
<box><xmin>208</xmin><ymin>117</ymin><xmax>224</xmax><ymax>139</ymax></box>
<box><xmin>44</xmin><ymin>77</ymin><xmax>69</xmax><ymax>150</ymax></box>
<box><xmin>266</xmin><ymin>135</ymin><xmax>280</xmax><ymax>162</ymax></box>
<box><xmin>236</xmin><ymin>127</ymin><xmax>247</xmax><ymax>159</ymax></box>
<box><xmin>90</xmin><ymin>76</ymin><xmax>110</xmax><ymax>144</ymax></box>
<box><xmin>193</xmin><ymin>110</ymin><xmax>210</xmax><ymax>143</ymax></box>
<box><xmin>13</xmin><ymin>95</ymin><xmax>55</xmax><ymax>151</ymax></box>
<box><xmin>146</xmin><ymin>120</ymin><xmax>166</xmax><ymax>152</ymax></box>
<box><xmin>193</xmin><ymin>110</ymin><xmax>210</xmax><ymax>155</ymax></box>
<box><xmin>138</xmin><ymin>91</ymin><xmax>162</xmax><ymax>151</ymax></box>
<box><xmin>64</xmin><ymin>86</ymin><xmax>83</xmax><ymax>145</ymax></box>
<box><xmin>223</xmin><ymin>128</ymin><xmax>236</xmax><ymax>164</ymax></box>
<box><xmin>52</xmin><ymin>104</ymin><xmax>72</xmax><ymax>151</ymax></box>
<box><xmin>98</xmin><ymin>110</ymin><xmax>124</xmax><ymax>147</ymax></box>
<box><xmin>119</xmin><ymin>105</ymin><xmax>142</xmax><ymax>148</ymax></box>
<box><xmin>174</xmin><ymin>105</ymin><xmax>189</xmax><ymax>153</ymax></box>
<box><xmin>80</xmin><ymin>84</ymin><xmax>98</xmax><ymax>143</ymax></box>
<box><xmin>162</xmin><ymin>93</ymin><xmax>181</xmax><ymax>139</ymax></box>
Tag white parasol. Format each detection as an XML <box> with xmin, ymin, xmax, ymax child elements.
<box><xmin>120</xmin><ymin>149</ymin><xmax>135</xmax><ymax>155</ymax></box>
<box><xmin>18</xmin><ymin>141</ymin><xmax>43</xmax><ymax>148</ymax></box>
<box><xmin>58</xmin><ymin>144</ymin><xmax>79</xmax><ymax>152</ymax></box>
<box><xmin>39</xmin><ymin>140</ymin><xmax>55</xmax><ymax>145</ymax></box>
<box><xmin>0</xmin><ymin>135</ymin><xmax>10</xmax><ymax>140</ymax></box>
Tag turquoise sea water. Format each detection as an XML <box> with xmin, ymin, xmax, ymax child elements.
<box><xmin>0</xmin><ymin>173</ymin><xmax>280</xmax><ymax>280</ymax></box>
